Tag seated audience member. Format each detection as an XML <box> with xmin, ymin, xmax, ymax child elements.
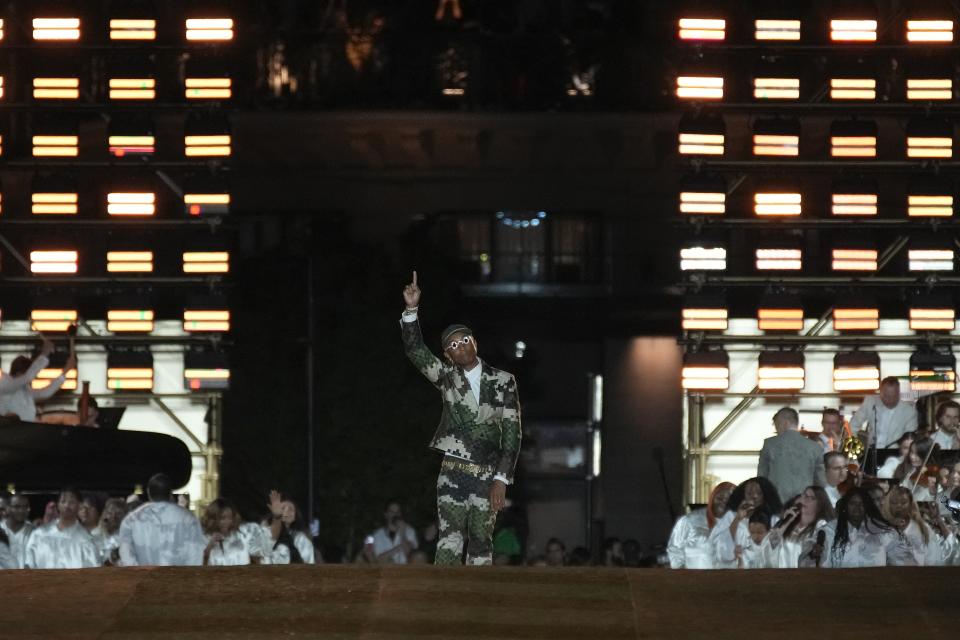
<box><xmin>709</xmin><ymin>477</ymin><xmax>783</xmax><ymax>568</ymax></box>
<box><xmin>78</xmin><ymin>493</ymin><xmax>103</xmax><ymax>535</ymax></box>
<box><xmin>762</xmin><ymin>486</ymin><xmax>835</xmax><ymax>568</ymax></box>
<box><xmin>262</xmin><ymin>490</ymin><xmax>316</xmax><ymax>564</ymax></box>
<box><xmin>735</xmin><ymin>507</ymin><xmax>771</xmax><ymax>569</ymax></box>
<box><xmin>931</xmin><ymin>400</ymin><xmax>960</xmax><ymax>450</ymax></box>
<box><xmin>2</xmin><ymin>494</ymin><xmax>35</xmax><ymax>568</ymax></box>
<box><xmin>95</xmin><ymin>498</ymin><xmax>126</xmax><ymax>566</ymax></box>
<box><xmin>878</xmin><ymin>432</ymin><xmax>915</xmax><ymax>479</ymax></box>
<box><xmin>823</xmin><ymin>487</ymin><xmax>914</xmax><ymax>568</ymax></box>
<box><xmin>25</xmin><ymin>488</ymin><xmax>99</xmax><ymax>569</ymax></box>
<box><xmin>882</xmin><ymin>486</ymin><xmax>946</xmax><ymax>566</ymax></box>
<box><xmin>0</xmin><ymin>336</ymin><xmax>74</xmax><ymax>421</ymax></box>
<box><xmin>601</xmin><ymin>537</ymin><xmax>624</xmax><ymax>567</ymax></box>
<box><xmin>545</xmin><ymin>537</ymin><xmax>566</xmax><ymax>567</ymax></box>
<box><xmin>363</xmin><ymin>500</ymin><xmax>418</xmax><ymax>564</ymax></box>
<box><xmin>667</xmin><ymin>481</ymin><xmax>735</xmax><ymax>569</ymax></box>
<box><xmin>823</xmin><ymin>452</ymin><xmax>848</xmax><ymax>508</ymax></box>
<box><xmin>118</xmin><ymin>473</ymin><xmax>207</xmax><ymax>566</ymax></box>
<box><xmin>203</xmin><ymin>498</ymin><xmax>259</xmax><ymax>566</ymax></box>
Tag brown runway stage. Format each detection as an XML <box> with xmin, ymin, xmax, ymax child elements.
<box><xmin>1</xmin><ymin>565</ymin><xmax>957</xmax><ymax>639</ymax></box>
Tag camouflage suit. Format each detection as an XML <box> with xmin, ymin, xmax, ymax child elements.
<box><xmin>401</xmin><ymin>315</ymin><xmax>521</xmax><ymax>565</ymax></box>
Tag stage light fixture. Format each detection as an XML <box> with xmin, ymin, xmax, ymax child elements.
<box><xmin>756</xmin><ymin>248</ymin><xmax>802</xmax><ymax>271</ymax></box>
<box><xmin>107</xmin><ymin>251</ymin><xmax>154</xmax><ymax>273</ymax></box>
<box><xmin>184</xmin><ymin>296</ymin><xmax>230</xmax><ymax>332</ymax></box>
<box><xmin>107</xmin><ymin>192</ymin><xmax>156</xmax><ymax>216</ymax></box>
<box><xmin>0</xmin><ymin>19</ymin><xmax>5</xmax><ymax>41</ymax></box>
<box><xmin>830</xmin><ymin>120</ymin><xmax>877</xmax><ymax>157</ymax></box>
<box><xmin>833</xmin><ymin>306</ymin><xmax>880</xmax><ymax>331</ymax></box>
<box><xmin>758</xmin><ymin>301</ymin><xmax>804</xmax><ymax>331</ymax></box>
<box><xmin>678</xmin><ymin>18</ymin><xmax>725</xmax><ymax>41</ymax></box>
<box><xmin>832</xmin><ymin>248</ymin><xmax>878</xmax><ymax>271</ymax></box>
<box><xmin>753</xmin><ymin>118</ymin><xmax>800</xmax><ymax>156</ymax></box>
<box><xmin>834</xmin><ymin>352</ymin><xmax>881</xmax><ymax>392</ymax></box>
<box><xmin>907</xmin><ymin>182</ymin><xmax>953</xmax><ymax>218</ymax></box>
<box><xmin>33</xmin><ymin>18</ymin><xmax>80</xmax><ymax>41</ymax></box>
<box><xmin>183</xmin><ymin>351</ymin><xmax>230</xmax><ymax>390</ymax></box>
<box><xmin>109</xmin><ymin>77</ymin><xmax>156</xmax><ymax>100</ymax></box>
<box><xmin>906</xmin><ymin>20</ymin><xmax>953</xmax><ymax>42</ymax></box>
<box><xmin>755</xmin><ymin>19</ymin><xmax>801</xmax><ymax>41</ymax></box>
<box><xmin>678</xmin><ymin>114</ymin><xmax>725</xmax><ymax>156</ymax></box>
<box><xmin>909</xmin><ymin>295</ymin><xmax>955</xmax><ymax>331</ymax></box>
<box><xmin>185</xmin><ymin>18</ymin><xmax>234</xmax><ymax>41</ymax></box>
<box><xmin>32</xmin><ymin>353</ymin><xmax>77</xmax><ymax>392</ymax></box>
<box><xmin>185</xmin><ymin>76</ymin><xmax>232</xmax><ymax>100</ymax></box>
<box><xmin>183</xmin><ymin>251</ymin><xmax>229</xmax><ymax>273</ymax></box>
<box><xmin>682</xmin><ymin>350</ymin><xmax>729</xmax><ymax>391</ymax></box>
<box><xmin>679</xmin><ymin>176</ymin><xmax>725</xmax><ymax>215</ymax></box>
<box><xmin>909</xmin><ymin>248</ymin><xmax>954</xmax><ymax>272</ymax></box>
<box><xmin>33</xmin><ymin>193</ymin><xmax>78</xmax><ymax>215</ymax></box>
<box><xmin>184</xmin><ymin>192</ymin><xmax>229</xmax><ymax>216</ymax></box>
<box><xmin>108</xmin><ymin>115</ymin><xmax>155</xmax><ymax>157</ymax></box>
<box><xmin>32</xmin><ymin>135</ymin><xmax>78</xmax><ymax>158</ymax></box>
<box><xmin>831</xmin><ymin>78</ymin><xmax>876</xmax><ymax>100</ymax></box>
<box><xmin>676</xmin><ymin>75</ymin><xmax>723</xmax><ymax>100</ymax></box>
<box><xmin>832</xmin><ymin>180</ymin><xmax>878</xmax><ymax>216</ymax></box>
<box><xmin>680</xmin><ymin>244</ymin><xmax>726</xmax><ymax>271</ymax></box>
<box><xmin>31</xmin><ymin>308</ymin><xmax>77</xmax><ymax>332</ymax></box>
<box><xmin>30</xmin><ymin>250</ymin><xmax>77</xmax><ymax>274</ymax></box>
<box><xmin>682</xmin><ymin>296</ymin><xmax>728</xmax><ymax>331</ymax></box>
<box><xmin>33</xmin><ymin>77</ymin><xmax>80</xmax><ymax>100</ymax></box>
<box><xmin>909</xmin><ymin>351</ymin><xmax>956</xmax><ymax>392</ymax></box>
<box><xmin>107</xmin><ymin>309</ymin><xmax>155</xmax><ymax>333</ymax></box>
<box><xmin>831</xmin><ymin>19</ymin><xmax>877</xmax><ymax>42</ymax></box>
<box><xmin>906</xmin><ymin>119</ymin><xmax>953</xmax><ymax>158</ymax></box>
<box><xmin>107</xmin><ymin>352</ymin><xmax>154</xmax><ymax>391</ymax></box>
<box><xmin>753</xmin><ymin>75</ymin><xmax>800</xmax><ymax>100</ymax></box>
<box><xmin>0</xmin><ymin>76</ymin><xmax>5</xmax><ymax>100</ymax></box>
<box><xmin>754</xmin><ymin>190</ymin><xmax>801</xmax><ymax>216</ymax></box>
<box><xmin>907</xmin><ymin>77</ymin><xmax>952</xmax><ymax>101</ymax></box>
<box><xmin>758</xmin><ymin>351</ymin><xmax>805</xmax><ymax>390</ymax></box>
<box><xmin>110</xmin><ymin>19</ymin><xmax>157</xmax><ymax>41</ymax></box>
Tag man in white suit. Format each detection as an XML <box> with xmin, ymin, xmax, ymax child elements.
<box><xmin>849</xmin><ymin>377</ymin><xmax>918</xmax><ymax>450</ymax></box>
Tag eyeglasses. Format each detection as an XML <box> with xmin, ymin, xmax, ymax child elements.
<box><xmin>446</xmin><ymin>335</ymin><xmax>473</xmax><ymax>351</ymax></box>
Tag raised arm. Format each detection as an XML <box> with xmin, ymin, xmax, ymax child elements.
<box><xmin>400</xmin><ymin>271</ymin><xmax>445</xmax><ymax>388</ymax></box>
<box><xmin>0</xmin><ymin>337</ymin><xmax>54</xmax><ymax>394</ymax></box>
<box><xmin>31</xmin><ymin>352</ymin><xmax>75</xmax><ymax>401</ymax></box>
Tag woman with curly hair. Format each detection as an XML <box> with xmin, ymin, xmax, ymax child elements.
<box><xmin>708</xmin><ymin>476</ymin><xmax>783</xmax><ymax>568</ymax></box>
<box><xmin>822</xmin><ymin>487</ymin><xmax>913</xmax><ymax>567</ymax></box>
<box><xmin>882</xmin><ymin>486</ymin><xmax>949</xmax><ymax>566</ymax></box>
<box><xmin>202</xmin><ymin>498</ymin><xmax>259</xmax><ymax>566</ymax></box>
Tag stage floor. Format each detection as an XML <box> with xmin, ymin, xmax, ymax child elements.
<box><xmin>1</xmin><ymin>565</ymin><xmax>957</xmax><ymax>638</ymax></box>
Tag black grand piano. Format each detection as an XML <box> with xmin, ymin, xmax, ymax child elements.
<box><xmin>0</xmin><ymin>416</ymin><xmax>192</xmax><ymax>491</ymax></box>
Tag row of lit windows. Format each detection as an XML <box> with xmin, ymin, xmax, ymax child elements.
<box><xmin>0</xmin><ymin>18</ymin><xmax>234</xmax><ymax>42</ymax></box>
<box><xmin>680</xmin><ymin>128</ymin><xmax>959</xmax><ymax>158</ymax></box>
<box><xmin>27</xmin><ymin>250</ymin><xmax>230</xmax><ymax>274</ymax></box>
<box><xmin>683</xmin><ymin>304</ymin><xmax>958</xmax><ymax>333</ymax></box>
<box><xmin>678</xmin><ymin>188</ymin><xmax>958</xmax><ymax>218</ymax></box>
<box><xmin>682</xmin><ymin>350</ymin><xmax>955</xmax><ymax>393</ymax></box>
<box><xmin>0</xmin><ymin>133</ymin><xmax>233</xmax><ymax>158</ymax></box>
<box><xmin>26</xmin><ymin>308</ymin><xmax>229</xmax><ymax>335</ymax></box>
<box><xmin>680</xmin><ymin>245</ymin><xmax>956</xmax><ymax>273</ymax></box>
<box><xmin>676</xmin><ymin>75</ymin><xmax>959</xmax><ymax>102</ymax></box>
<box><xmin>0</xmin><ymin>76</ymin><xmax>233</xmax><ymax>101</ymax></box>
<box><xmin>678</xmin><ymin>17</ymin><xmax>956</xmax><ymax>43</ymax></box>
<box><xmin>0</xmin><ymin>190</ymin><xmax>228</xmax><ymax>216</ymax></box>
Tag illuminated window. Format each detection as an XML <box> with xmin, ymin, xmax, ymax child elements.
<box><xmin>907</xmin><ymin>20</ymin><xmax>953</xmax><ymax>42</ymax></box>
<box><xmin>33</xmin><ymin>77</ymin><xmax>80</xmax><ymax>100</ymax></box>
<box><xmin>110</xmin><ymin>19</ymin><xmax>157</xmax><ymax>41</ymax></box>
<box><xmin>832</xmin><ymin>192</ymin><xmax>878</xmax><ymax>216</ymax></box>
<box><xmin>830</xmin><ymin>121</ymin><xmax>877</xmax><ymax>157</ymax></box>
<box><xmin>755</xmin><ymin>19</ymin><xmax>801</xmax><ymax>41</ymax></box>
<box><xmin>185</xmin><ymin>134</ymin><xmax>231</xmax><ymax>157</ymax></box>
<box><xmin>184</xmin><ymin>352</ymin><xmax>230</xmax><ymax>390</ymax></box>
<box><xmin>33</xmin><ymin>18</ymin><xmax>80</xmax><ymax>40</ymax></box>
<box><xmin>109</xmin><ymin>135</ymin><xmax>155</xmax><ymax>157</ymax></box>
<box><xmin>680</xmin><ymin>246</ymin><xmax>726</xmax><ymax>271</ymax></box>
<box><xmin>833</xmin><ymin>352</ymin><xmax>880</xmax><ymax>392</ymax></box>
<box><xmin>682</xmin><ymin>302</ymin><xmax>728</xmax><ymax>331</ymax></box>
<box><xmin>184</xmin><ymin>192</ymin><xmax>230</xmax><ymax>216</ymax></box>
<box><xmin>32</xmin><ymin>134</ymin><xmax>78</xmax><ymax>158</ymax></box>
<box><xmin>758</xmin><ymin>306</ymin><xmax>804</xmax><ymax>331</ymax></box>
<box><xmin>30</xmin><ymin>250</ymin><xmax>77</xmax><ymax>274</ymax></box>
<box><xmin>107</xmin><ymin>309</ymin><xmax>155</xmax><ymax>333</ymax></box>
<box><xmin>833</xmin><ymin>307</ymin><xmax>880</xmax><ymax>331</ymax></box>
<box><xmin>107</xmin><ymin>353</ymin><xmax>154</xmax><ymax>391</ymax></box>
<box><xmin>909</xmin><ymin>307</ymin><xmax>955</xmax><ymax>331</ymax></box>
<box><xmin>832</xmin><ymin>248</ymin><xmax>878</xmax><ymax>271</ymax></box>
<box><xmin>183</xmin><ymin>251</ymin><xmax>229</xmax><ymax>273</ymax></box>
<box><xmin>910</xmin><ymin>351</ymin><xmax>956</xmax><ymax>392</ymax></box>
<box><xmin>32</xmin><ymin>192</ymin><xmax>77</xmax><ymax>215</ymax></box>
<box><xmin>753</xmin><ymin>76</ymin><xmax>800</xmax><ymax>100</ymax></box>
<box><xmin>185</xmin><ymin>77</ymin><xmax>232</xmax><ymax>100</ymax></box>
<box><xmin>682</xmin><ymin>351</ymin><xmax>728</xmax><ymax>390</ymax></box>
<box><xmin>831</xmin><ymin>19</ymin><xmax>877</xmax><ymax>42</ymax></box>
<box><xmin>754</xmin><ymin>192</ymin><xmax>801</xmax><ymax>216</ymax></box>
<box><xmin>109</xmin><ymin>78</ymin><xmax>156</xmax><ymax>100</ymax></box>
<box><xmin>107</xmin><ymin>251</ymin><xmax>154</xmax><ymax>273</ymax></box>
<box><xmin>678</xmin><ymin>18</ymin><xmax>725</xmax><ymax>41</ymax></box>
<box><xmin>909</xmin><ymin>248</ymin><xmax>954</xmax><ymax>271</ymax></box>
<box><xmin>753</xmin><ymin>119</ymin><xmax>800</xmax><ymax>156</ymax></box>
<box><xmin>676</xmin><ymin>76</ymin><xmax>723</xmax><ymax>100</ymax></box>
<box><xmin>831</xmin><ymin>78</ymin><xmax>876</xmax><ymax>100</ymax></box>
<box><xmin>907</xmin><ymin>78</ymin><xmax>951</xmax><ymax>100</ymax></box>
<box><xmin>185</xmin><ymin>18</ymin><xmax>234</xmax><ymax>41</ymax></box>
<box><xmin>183</xmin><ymin>309</ymin><xmax>231</xmax><ymax>332</ymax></box>
<box><xmin>756</xmin><ymin>248</ymin><xmax>802</xmax><ymax>270</ymax></box>
<box><xmin>107</xmin><ymin>192</ymin><xmax>156</xmax><ymax>216</ymax></box>
<box><xmin>31</xmin><ymin>309</ymin><xmax>77</xmax><ymax>332</ymax></box>
<box><xmin>758</xmin><ymin>352</ymin><xmax>805</xmax><ymax>390</ymax></box>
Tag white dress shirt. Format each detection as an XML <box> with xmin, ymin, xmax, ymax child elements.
<box><xmin>932</xmin><ymin>429</ymin><xmax>960</xmax><ymax>450</ymax></box>
<box><xmin>261</xmin><ymin>525</ymin><xmax>316</xmax><ymax>564</ymax></box>
<box><xmin>849</xmin><ymin>396</ymin><xmax>917</xmax><ymax>449</ymax></box>
<box><xmin>825</xmin><ymin>485</ymin><xmax>841</xmax><ymax>508</ymax></box>
<box><xmin>666</xmin><ymin>509</ymin><xmax>715</xmax><ymax>569</ymax></box>
<box><xmin>93</xmin><ymin>530</ymin><xmax>121</xmax><ymax>565</ymax></box>
<box><xmin>24</xmin><ymin>520</ymin><xmax>99</xmax><ymax>569</ymax></box>
<box><xmin>877</xmin><ymin>455</ymin><xmax>903</xmax><ymax>479</ymax></box>
<box><xmin>0</xmin><ymin>356</ymin><xmax>66</xmax><ymax>421</ymax></box>
<box><xmin>761</xmin><ymin>520</ymin><xmax>831</xmax><ymax>569</ymax></box>
<box><xmin>1</xmin><ymin>521</ymin><xmax>34</xmax><ymax>569</ymax></box>
<box><xmin>118</xmin><ymin>501</ymin><xmax>207</xmax><ymax>566</ymax></box>
<box><xmin>366</xmin><ymin>524</ymin><xmax>419</xmax><ymax>564</ymax></box>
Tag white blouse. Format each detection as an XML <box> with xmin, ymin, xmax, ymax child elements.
<box><xmin>824</xmin><ymin>522</ymin><xmax>915</xmax><ymax>568</ymax></box>
<box><xmin>261</xmin><ymin>524</ymin><xmax>315</xmax><ymax>565</ymax></box>
<box><xmin>25</xmin><ymin>520</ymin><xmax>100</xmax><ymax>569</ymax></box>
<box><xmin>205</xmin><ymin>529</ymin><xmax>257</xmax><ymax>566</ymax></box>
<box><xmin>708</xmin><ymin>510</ymin><xmax>781</xmax><ymax>569</ymax></box>
<box><xmin>94</xmin><ymin>530</ymin><xmax>121</xmax><ymax>566</ymax></box>
<box><xmin>761</xmin><ymin>519</ymin><xmax>831</xmax><ymax>569</ymax></box>
<box><xmin>1</xmin><ymin>522</ymin><xmax>34</xmax><ymax>569</ymax></box>
<box><xmin>901</xmin><ymin>520</ymin><xmax>947</xmax><ymax>566</ymax></box>
<box><xmin>667</xmin><ymin>509</ymin><xmax>715</xmax><ymax>569</ymax></box>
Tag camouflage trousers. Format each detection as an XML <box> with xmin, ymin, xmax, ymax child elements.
<box><xmin>435</xmin><ymin>456</ymin><xmax>497</xmax><ymax>566</ymax></box>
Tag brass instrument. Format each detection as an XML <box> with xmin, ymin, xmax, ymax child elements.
<box><xmin>841</xmin><ymin>433</ymin><xmax>865</xmax><ymax>459</ymax></box>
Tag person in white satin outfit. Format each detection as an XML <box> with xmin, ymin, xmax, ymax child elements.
<box><xmin>94</xmin><ymin>498</ymin><xmax>127</xmax><ymax>566</ymax></box>
<box><xmin>203</xmin><ymin>498</ymin><xmax>263</xmax><ymax>566</ymax></box>
<box><xmin>709</xmin><ymin>477</ymin><xmax>783</xmax><ymax>569</ymax></box>
<box><xmin>1</xmin><ymin>494</ymin><xmax>35</xmax><ymax>568</ymax></box>
<box><xmin>262</xmin><ymin>490</ymin><xmax>316</xmax><ymax>564</ymax></box>
<box><xmin>882</xmin><ymin>486</ymin><xmax>950</xmax><ymax>566</ymax></box>
<box><xmin>666</xmin><ymin>481</ymin><xmax>734</xmax><ymax>569</ymax></box>
<box><xmin>819</xmin><ymin>487</ymin><xmax>914</xmax><ymax>568</ymax></box>
<box><xmin>24</xmin><ymin>488</ymin><xmax>99</xmax><ymax>569</ymax></box>
<box><xmin>761</xmin><ymin>486</ymin><xmax>834</xmax><ymax>569</ymax></box>
<box><xmin>118</xmin><ymin>473</ymin><xmax>207</xmax><ymax>566</ymax></box>
<box><xmin>736</xmin><ymin>508</ymin><xmax>772</xmax><ymax>569</ymax></box>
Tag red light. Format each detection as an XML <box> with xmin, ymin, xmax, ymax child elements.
<box><xmin>190</xmin><ymin>379</ymin><xmax>200</xmax><ymax>390</ymax></box>
<box><xmin>190</xmin><ymin>204</ymin><xmax>200</xmax><ymax>216</ymax></box>
<box><xmin>115</xmin><ymin>149</ymin><xmax>125</xmax><ymax>157</ymax></box>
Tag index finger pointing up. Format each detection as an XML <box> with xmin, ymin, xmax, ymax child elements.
<box><xmin>412</xmin><ymin>270</ymin><xmax>418</xmax><ymax>286</ymax></box>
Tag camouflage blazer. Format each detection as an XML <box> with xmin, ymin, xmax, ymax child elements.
<box><xmin>401</xmin><ymin>317</ymin><xmax>521</xmax><ymax>483</ymax></box>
